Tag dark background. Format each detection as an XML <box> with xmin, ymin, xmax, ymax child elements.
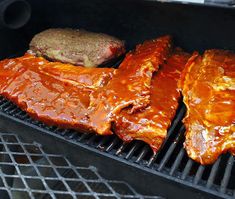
<box><xmin>0</xmin><ymin>0</ymin><xmax>235</xmax><ymax>58</ymax></box>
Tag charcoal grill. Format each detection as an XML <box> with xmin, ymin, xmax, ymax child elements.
<box><xmin>0</xmin><ymin>0</ymin><xmax>235</xmax><ymax>199</ymax></box>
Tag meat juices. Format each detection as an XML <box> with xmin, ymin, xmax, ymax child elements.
<box><xmin>180</xmin><ymin>50</ymin><xmax>235</xmax><ymax>165</ymax></box>
<box><xmin>29</xmin><ymin>28</ymin><xmax>125</xmax><ymax>67</ymax></box>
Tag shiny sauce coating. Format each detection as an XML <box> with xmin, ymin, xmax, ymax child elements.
<box><xmin>0</xmin><ymin>54</ymin><xmax>114</xmax><ymax>131</ymax></box>
<box><xmin>115</xmin><ymin>49</ymin><xmax>190</xmax><ymax>152</ymax></box>
<box><xmin>88</xmin><ymin>36</ymin><xmax>172</xmax><ymax>135</ymax></box>
<box><xmin>180</xmin><ymin>50</ymin><xmax>235</xmax><ymax>165</ymax></box>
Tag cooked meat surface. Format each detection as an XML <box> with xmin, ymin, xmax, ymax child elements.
<box><xmin>39</xmin><ymin>59</ymin><xmax>115</xmax><ymax>89</ymax></box>
<box><xmin>0</xmin><ymin>35</ymin><xmax>171</xmax><ymax>137</ymax></box>
<box><xmin>88</xmin><ymin>36</ymin><xmax>172</xmax><ymax>135</ymax></box>
<box><xmin>29</xmin><ymin>28</ymin><xmax>125</xmax><ymax>67</ymax></box>
<box><xmin>180</xmin><ymin>50</ymin><xmax>235</xmax><ymax>165</ymax></box>
<box><xmin>0</xmin><ymin>54</ymin><xmax>114</xmax><ymax>131</ymax></box>
<box><xmin>115</xmin><ymin>49</ymin><xmax>190</xmax><ymax>152</ymax></box>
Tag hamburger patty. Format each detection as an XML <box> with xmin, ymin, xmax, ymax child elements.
<box><xmin>29</xmin><ymin>28</ymin><xmax>125</xmax><ymax>67</ymax></box>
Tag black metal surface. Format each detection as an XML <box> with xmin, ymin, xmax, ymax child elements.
<box><xmin>0</xmin><ymin>0</ymin><xmax>31</xmax><ymax>29</ymax></box>
<box><xmin>0</xmin><ymin>96</ymin><xmax>234</xmax><ymax>199</ymax></box>
<box><xmin>0</xmin><ymin>132</ymin><xmax>162</xmax><ymax>199</ymax></box>
<box><xmin>1</xmin><ymin>0</ymin><xmax>235</xmax><ymax>60</ymax></box>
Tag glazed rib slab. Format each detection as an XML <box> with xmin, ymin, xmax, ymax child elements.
<box><xmin>180</xmin><ymin>50</ymin><xmax>235</xmax><ymax>165</ymax></box>
<box><xmin>115</xmin><ymin>49</ymin><xmax>190</xmax><ymax>152</ymax></box>
<box><xmin>88</xmin><ymin>36</ymin><xmax>172</xmax><ymax>135</ymax></box>
<box><xmin>0</xmin><ymin>54</ymin><xmax>115</xmax><ymax>131</ymax></box>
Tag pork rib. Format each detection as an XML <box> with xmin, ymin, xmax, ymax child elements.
<box><xmin>180</xmin><ymin>50</ymin><xmax>235</xmax><ymax>165</ymax></box>
<box><xmin>0</xmin><ymin>54</ymin><xmax>114</xmax><ymax>131</ymax></box>
<box><xmin>115</xmin><ymin>49</ymin><xmax>190</xmax><ymax>152</ymax></box>
<box><xmin>88</xmin><ymin>36</ymin><xmax>172</xmax><ymax>135</ymax></box>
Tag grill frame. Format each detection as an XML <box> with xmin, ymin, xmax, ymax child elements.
<box><xmin>0</xmin><ymin>97</ymin><xmax>234</xmax><ymax>199</ymax></box>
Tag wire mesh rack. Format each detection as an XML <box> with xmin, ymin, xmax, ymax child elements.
<box><xmin>0</xmin><ymin>132</ymin><xmax>163</xmax><ymax>199</ymax></box>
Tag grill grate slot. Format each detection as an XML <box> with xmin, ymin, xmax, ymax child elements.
<box><xmin>0</xmin><ymin>97</ymin><xmax>234</xmax><ymax>198</ymax></box>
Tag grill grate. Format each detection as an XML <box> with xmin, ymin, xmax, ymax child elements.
<box><xmin>0</xmin><ymin>132</ymin><xmax>163</xmax><ymax>199</ymax></box>
<box><xmin>0</xmin><ymin>96</ymin><xmax>235</xmax><ymax>198</ymax></box>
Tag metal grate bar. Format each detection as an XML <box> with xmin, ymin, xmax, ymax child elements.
<box><xmin>181</xmin><ymin>159</ymin><xmax>193</xmax><ymax>180</ymax></box>
<box><xmin>158</xmin><ymin>126</ymin><xmax>185</xmax><ymax>171</ymax></box>
<box><xmin>0</xmin><ymin>101</ymin><xmax>11</xmax><ymax>109</ymax></box>
<box><xmin>65</xmin><ymin>131</ymin><xmax>79</xmax><ymax>140</ymax></box>
<box><xmin>96</xmin><ymin>136</ymin><xmax>111</xmax><ymax>150</ymax></box>
<box><xmin>115</xmin><ymin>142</ymin><xmax>127</xmax><ymax>155</ymax></box>
<box><xmin>233</xmin><ymin>184</ymin><xmax>235</xmax><ymax>197</ymax></box>
<box><xmin>78</xmin><ymin>133</ymin><xmax>92</xmax><ymax>142</ymax></box>
<box><xmin>18</xmin><ymin>113</ymin><xmax>29</xmax><ymax>120</ymax></box>
<box><xmin>206</xmin><ymin>157</ymin><xmax>221</xmax><ymax>188</ymax></box>
<box><xmin>3</xmin><ymin>105</ymin><xmax>16</xmax><ymax>113</ymax></box>
<box><xmin>87</xmin><ymin>134</ymin><xmax>99</xmax><ymax>145</ymax></box>
<box><xmin>193</xmin><ymin>165</ymin><xmax>205</xmax><ymax>185</ymax></box>
<box><xmin>10</xmin><ymin>109</ymin><xmax>22</xmax><ymax>116</ymax></box>
<box><xmin>135</xmin><ymin>145</ymin><xmax>149</xmax><ymax>163</ymax></box>
<box><xmin>105</xmin><ymin>137</ymin><xmax>120</xmax><ymax>152</ymax></box>
<box><xmin>169</xmin><ymin>148</ymin><xmax>185</xmax><ymax>176</ymax></box>
<box><xmin>14</xmin><ymin>110</ymin><xmax>26</xmax><ymax>118</ymax></box>
<box><xmin>220</xmin><ymin>155</ymin><xmax>234</xmax><ymax>193</ymax></box>
<box><xmin>58</xmin><ymin>129</ymin><xmax>71</xmax><ymax>137</ymax></box>
<box><xmin>125</xmin><ymin>142</ymin><xmax>142</xmax><ymax>160</ymax></box>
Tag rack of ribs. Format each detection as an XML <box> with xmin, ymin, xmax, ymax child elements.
<box><xmin>179</xmin><ymin>50</ymin><xmax>235</xmax><ymax>165</ymax></box>
<box><xmin>0</xmin><ymin>54</ymin><xmax>115</xmax><ymax>131</ymax></box>
<box><xmin>88</xmin><ymin>35</ymin><xmax>172</xmax><ymax>135</ymax></box>
<box><xmin>115</xmin><ymin>49</ymin><xmax>190</xmax><ymax>152</ymax></box>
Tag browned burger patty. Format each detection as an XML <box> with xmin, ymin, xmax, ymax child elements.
<box><xmin>29</xmin><ymin>28</ymin><xmax>125</xmax><ymax>67</ymax></box>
